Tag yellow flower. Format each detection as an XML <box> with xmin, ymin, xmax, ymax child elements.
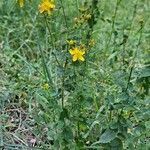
<box><xmin>69</xmin><ymin>47</ymin><xmax>85</xmax><ymax>62</ymax></box>
<box><xmin>39</xmin><ymin>0</ymin><xmax>55</xmax><ymax>15</ymax></box>
<box><xmin>18</xmin><ymin>0</ymin><xmax>24</xmax><ymax>7</ymax></box>
<box><xmin>67</xmin><ymin>40</ymin><xmax>76</xmax><ymax>45</ymax></box>
<box><xmin>84</xmin><ymin>14</ymin><xmax>92</xmax><ymax>20</ymax></box>
<box><xmin>89</xmin><ymin>39</ymin><xmax>95</xmax><ymax>47</ymax></box>
<box><xmin>42</xmin><ymin>83</ymin><xmax>49</xmax><ymax>90</ymax></box>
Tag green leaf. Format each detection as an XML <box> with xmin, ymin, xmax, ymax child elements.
<box><xmin>145</xmin><ymin>121</ymin><xmax>150</xmax><ymax>129</ymax></box>
<box><xmin>135</xmin><ymin>66</ymin><xmax>150</xmax><ymax>78</ymax></box>
<box><xmin>110</xmin><ymin>138</ymin><xmax>123</xmax><ymax>150</ymax></box>
<box><xmin>62</xmin><ymin>126</ymin><xmax>73</xmax><ymax>141</ymax></box>
<box><xmin>59</xmin><ymin>108</ymin><xmax>69</xmax><ymax>120</ymax></box>
<box><xmin>99</xmin><ymin>129</ymin><xmax>117</xmax><ymax>143</ymax></box>
<box><xmin>35</xmin><ymin>93</ymin><xmax>49</xmax><ymax>110</ymax></box>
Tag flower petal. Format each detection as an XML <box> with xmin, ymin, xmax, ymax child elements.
<box><xmin>38</xmin><ymin>0</ymin><xmax>55</xmax><ymax>14</ymax></box>
<box><xmin>81</xmin><ymin>51</ymin><xmax>85</xmax><ymax>55</ymax></box>
<box><xmin>69</xmin><ymin>49</ymin><xmax>75</xmax><ymax>55</ymax></box>
<box><xmin>19</xmin><ymin>0</ymin><xmax>24</xmax><ymax>7</ymax></box>
<box><xmin>73</xmin><ymin>55</ymin><xmax>78</xmax><ymax>61</ymax></box>
<box><xmin>79</xmin><ymin>56</ymin><xmax>85</xmax><ymax>61</ymax></box>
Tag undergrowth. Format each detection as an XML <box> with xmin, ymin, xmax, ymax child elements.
<box><xmin>0</xmin><ymin>0</ymin><xmax>149</xmax><ymax>149</ymax></box>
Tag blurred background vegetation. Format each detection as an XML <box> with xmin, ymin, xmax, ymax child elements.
<box><xmin>0</xmin><ymin>0</ymin><xmax>149</xmax><ymax>149</ymax></box>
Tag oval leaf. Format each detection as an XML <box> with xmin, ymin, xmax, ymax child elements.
<box><xmin>99</xmin><ymin>129</ymin><xmax>117</xmax><ymax>143</ymax></box>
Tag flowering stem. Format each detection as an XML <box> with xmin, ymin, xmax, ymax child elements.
<box><xmin>58</xmin><ymin>0</ymin><xmax>70</xmax><ymax>109</ymax></box>
<box><xmin>125</xmin><ymin>20</ymin><xmax>144</xmax><ymax>92</ymax></box>
<box><xmin>93</xmin><ymin>95</ymin><xmax>98</xmax><ymax>112</ymax></box>
<box><xmin>75</xmin><ymin>0</ymin><xmax>79</xmax><ymax>16</ymax></box>
<box><xmin>44</xmin><ymin>15</ymin><xmax>62</xmax><ymax>67</ymax></box>
<box><xmin>61</xmin><ymin>76</ymin><xmax>65</xmax><ymax>108</ymax></box>
<box><xmin>37</xmin><ymin>41</ymin><xmax>54</xmax><ymax>88</ymax></box>
<box><xmin>59</xmin><ymin>0</ymin><xmax>68</xmax><ymax>29</ymax></box>
<box><xmin>106</xmin><ymin>0</ymin><xmax>121</xmax><ymax>49</ymax></box>
<box><xmin>44</xmin><ymin>15</ymin><xmax>55</xmax><ymax>48</ymax></box>
<box><xmin>121</xmin><ymin>0</ymin><xmax>138</xmax><ymax>65</ymax></box>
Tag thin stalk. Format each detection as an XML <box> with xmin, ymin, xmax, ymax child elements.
<box><xmin>106</xmin><ymin>0</ymin><xmax>120</xmax><ymax>49</ymax></box>
<box><xmin>36</xmin><ymin>27</ymin><xmax>53</xmax><ymax>86</ymax></box>
<box><xmin>73</xmin><ymin>65</ymin><xmax>80</xmax><ymax>139</ymax></box>
<box><xmin>75</xmin><ymin>0</ymin><xmax>79</xmax><ymax>16</ymax></box>
<box><xmin>59</xmin><ymin>0</ymin><xmax>68</xmax><ymax>29</ymax></box>
<box><xmin>125</xmin><ymin>66</ymin><xmax>134</xmax><ymax>91</ymax></box>
<box><xmin>44</xmin><ymin>15</ymin><xmax>62</xmax><ymax>67</ymax></box>
<box><xmin>0</xmin><ymin>114</ymin><xmax>4</xmax><ymax>148</ymax></box>
<box><xmin>126</xmin><ymin>1</ymin><xmax>138</xmax><ymax>41</ymax></box>
<box><xmin>61</xmin><ymin>75</ymin><xmax>65</xmax><ymax>109</ymax></box>
<box><xmin>77</xmin><ymin>120</ymin><xmax>80</xmax><ymax>139</ymax></box>
<box><xmin>109</xmin><ymin>110</ymin><xmax>112</xmax><ymax>121</ymax></box>
<box><xmin>121</xmin><ymin>0</ymin><xmax>138</xmax><ymax>65</ymax></box>
<box><xmin>93</xmin><ymin>95</ymin><xmax>99</xmax><ymax>112</ymax></box>
<box><xmin>38</xmin><ymin>42</ymin><xmax>54</xmax><ymax>88</ymax></box>
<box><xmin>44</xmin><ymin>15</ymin><xmax>56</xmax><ymax>49</ymax></box>
<box><xmin>60</xmin><ymin>52</ymin><xmax>69</xmax><ymax>109</ymax></box>
<box><xmin>125</xmin><ymin>18</ymin><xmax>144</xmax><ymax>91</ymax></box>
<box><xmin>58</xmin><ymin>0</ymin><xmax>70</xmax><ymax>108</ymax></box>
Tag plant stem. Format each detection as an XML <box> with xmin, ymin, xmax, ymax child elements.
<box><xmin>125</xmin><ymin>17</ymin><xmax>144</xmax><ymax>91</ymax></box>
<box><xmin>38</xmin><ymin>42</ymin><xmax>54</xmax><ymax>88</ymax></box>
<box><xmin>106</xmin><ymin>0</ymin><xmax>120</xmax><ymax>49</ymax></box>
<box><xmin>121</xmin><ymin>0</ymin><xmax>138</xmax><ymax>65</ymax></box>
<box><xmin>44</xmin><ymin>15</ymin><xmax>62</xmax><ymax>67</ymax></box>
<box><xmin>125</xmin><ymin>66</ymin><xmax>134</xmax><ymax>91</ymax></box>
<box><xmin>58</xmin><ymin>0</ymin><xmax>70</xmax><ymax>108</ymax></box>
<box><xmin>61</xmin><ymin>75</ymin><xmax>65</xmax><ymax>109</ymax></box>
<box><xmin>59</xmin><ymin>0</ymin><xmax>68</xmax><ymax>30</ymax></box>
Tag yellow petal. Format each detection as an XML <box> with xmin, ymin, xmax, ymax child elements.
<box><xmin>38</xmin><ymin>6</ymin><xmax>43</xmax><ymax>13</ymax></box>
<box><xmin>69</xmin><ymin>49</ymin><xmax>75</xmax><ymax>55</ymax></box>
<box><xmin>50</xmin><ymin>4</ymin><xmax>55</xmax><ymax>9</ymax></box>
<box><xmin>38</xmin><ymin>0</ymin><xmax>55</xmax><ymax>14</ymax></box>
<box><xmin>79</xmin><ymin>56</ymin><xmax>85</xmax><ymax>61</ymax></box>
<box><xmin>47</xmin><ymin>10</ymin><xmax>51</xmax><ymax>15</ymax></box>
<box><xmin>81</xmin><ymin>51</ymin><xmax>85</xmax><ymax>55</ymax></box>
<box><xmin>19</xmin><ymin>0</ymin><xmax>24</xmax><ymax>7</ymax></box>
<box><xmin>73</xmin><ymin>55</ymin><xmax>78</xmax><ymax>61</ymax></box>
<box><xmin>67</xmin><ymin>40</ymin><xmax>76</xmax><ymax>45</ymax></box>
<box><xmin>74</xmin><ymin>48</ymin><xmax>79</xmax><ymax>52</ymax></box>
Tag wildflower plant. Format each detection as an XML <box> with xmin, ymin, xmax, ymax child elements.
<box><xmin>17</xmin><ymin>0</ymin><xmax>24</xmax><ymax>7</ymax></box>
<box><xmin>69</xmin><ymin>47</ymin><xmax>85</xmax><ymax>62</ymax></box>
<box><xmin>0</xmin><ymin>0</ymin><xmax>149</xmax><ymax>149</ymax></box>
<box><xmin>39</xmin><ymin>0</ymin><xmax>55</xmax><ymax>15</ymax></box>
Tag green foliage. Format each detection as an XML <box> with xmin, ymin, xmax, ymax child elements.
<box><xmin>0</xmin><ymin>0</ymin><xmax>149</xmax><ymax>149</ymax></box>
